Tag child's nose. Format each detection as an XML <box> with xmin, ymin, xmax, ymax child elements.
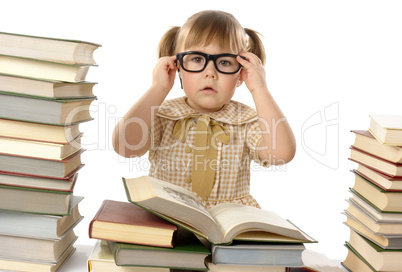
<box><xmin>203</xmin><ymin>60</ymin><xmax>218</xmax><ymax>78</ymax></box>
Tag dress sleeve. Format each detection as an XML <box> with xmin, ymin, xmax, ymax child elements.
<box><xmin>246</xmin><ymin>121</ymin><xmax>270</xmax><ymax>168</ymax></box>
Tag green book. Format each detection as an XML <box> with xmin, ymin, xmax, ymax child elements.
<box><xmin>0</xmin><ymin>184</ymin><xmax>83</xmax><ymax>216</ymax></box>
<box><xmin>109</xmin><ymin>228</ymin><xmax>210</xmax><ymax>270</ymax></box>
<box><xmin>342</xmin><ymin>243</ymin><xmax>376</xmax><ymax>272</ymax></box>
<box><xmin>0</xmin><ymin>91</ymin><xmax>96</xmax><ymax>125</ymax></box>
<box><xmin>345</xmin><ymin>229</ymin><xmax>402</xmax><ymax>271</ymax></box>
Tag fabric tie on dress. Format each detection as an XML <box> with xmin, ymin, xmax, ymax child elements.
<box><xmin>173</xmin><ymin>115</ymin><xmax>231</xmax><ymax>200</ymax></box>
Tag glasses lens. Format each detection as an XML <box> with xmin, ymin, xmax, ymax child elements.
<box><xmin>181</xmin><ymin>53</ymin><xmax>206</xmax><ymax>72</ymax></box>
<box><xmin>216</xmin><ymin>56</ymin><xmax>241</xmax><ymax>73</ymax></box>
<box><xmin>180</xmin><ymin>53</ymin><xmax>241</xmax><ymax>74</ymax></box>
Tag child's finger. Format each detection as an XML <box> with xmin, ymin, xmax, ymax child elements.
<box><xmin>238</xmin><ymin>52</ymin><xmax>262</xmax><ymax>66</ymax></box>
<box><xmin>169</xmin><ymin>55</ymin><xmax>177</xmax><ymax>70</ymax></box>
<box><xmin>160</xmin><ymin>56</ymin><xmax>177</xmax><ymax>72</ymax></box>
<box><xmin>236</xmin><ymin>55</ymin><xmax>251</xmax><ymax>69</ymax></box>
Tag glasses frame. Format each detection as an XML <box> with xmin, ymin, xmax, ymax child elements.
<box><xmin>176</xmin><ymin>51</ymin><xmax>246</xmax><ymax>74</ymax></box>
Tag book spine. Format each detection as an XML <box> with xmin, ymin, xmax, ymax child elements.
<box><xmin>88</xmin><ymin>200</ymin><xmax>108</xmax><ymax>238</ymax></box>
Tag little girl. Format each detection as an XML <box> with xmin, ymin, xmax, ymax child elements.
<box><xmin>113</xmin><ymin>10</ymin><xmax>296</xmax><ymax>209</ymax></box>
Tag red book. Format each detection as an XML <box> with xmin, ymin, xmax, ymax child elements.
<box><xmin>0</xmin><ymin>171</ymin><xmax>77</xmax><ymax>192</ymax></box>
<box><xmin>350</xmin><ymin>146</ymin><xmax>402</xmax><ymax>177</ymax></box>
<box><xmin>351</xmin><ymin>130</ymin><xmax>402</xmax><ymax>163</ymax></box>
<box><xmin>355</xmin><ymin>163</ymin><xmax>402</xmax><ymax>191</ymax></box>
<box><xmin>89</xmin><ymin>200</ymin><xmax>177</xmax><ymax>248</ymax></box>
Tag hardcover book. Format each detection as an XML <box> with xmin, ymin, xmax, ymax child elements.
<box><xmin>351</xmin><ymin>170</ymin><xmax>402</xmax><ymax>212</ymax></box>
<box><xmin>88</xmin><ymin>240</ymin><xmax>170</xmax><ymax>272</ymax></box>
<box><xmin>369</xmin><ymin>114</ymin><xmax>402</xmax><ymax>146</ymax></box>
<box><xmin>342</xmin><ymin>244</ymin><xmax>375</xmax><ymax>272</ymax></box>
<box><xmin>0</xmin><ymin>54</ymin><xmax>91</xmax><ymax>82</ymax></box>
<box><xmin>123</xmin><ymin>176</ymin><xmax>316</xmax><ymax>245</ymax></box>
<box><xmin>0</xmin><ymin>202</ymin><xmax>82</xmax><ymax>239</ymax></box>
<box><xmin>89</xmin><ymin>200</ymin><xmax>177</xmax><ymax>248</ymax></box>
<box><xmin>109</xmin><ymin>228</ymin><xmax>210</xmax><ymax>270</ymax></box>
<box><xmin>0</xmin><ymin>184</ymin><xmax>83</xmax><ymax>216</ymax></box>
<box><xmin>344</xmin><ymin>196</ymin><xmax>402</xmax><ymax>235</ymax></box>
<box><xmin>350</xmin><ymin>146</ymin><xmax>402</xmax><ymax>177</ymax></box>
<box><xmin>0</xmin><ymin>246</ymin><xmax>75</xmax><ymax>272</ymax></box>
<box><xmin>0</xmin><ymin>229</ymin><xmax>77</xmax><ymax>262</ymax></box>
<box><xmin>0</xmin><ymin>135</ymin><xmax>81</xmax><ymax>160</ymax></box>
<box><xmin>0</xmin><ymin>172</ymin><xmax>77</xmax><ymax>192</ymax></box>
<box><xmin>211</xmin><ymin>241</ymin><xmax>305</xmax><ymax>267</ymax></box>
<box><xmin>351</xmin><ymin>130</ymin><xmax>402</xmax><ymax>163</ymax></box>
<box><xmin>0</xmin><ymin>91</ymin><xmax>95</xmax><ymax>125</ymax></box>
<box><xmin>347</xmin><ymin>229</ymin><xmax>402</xmax><ymax>271</ymax></box>
<box><xmin>0</xmin><ymin>73</ymin><xmax>96</xmax><ymax>98</ymax></box>
<box><xmin>0</xmin><ymin>31</ymin><xmax>100</xmax><ymax>65</ymax></box>
<box><xmin>0</xmin><ymin>149</ymin><xmax>84</xmax><ymax>179</ymax></box>
<box><xmin>344</xmin><ymin>214</ymin><xmax>402</xmax><ymax>249</ymax></box>
<box><xmin>356</xmin><ymin>164</ymin><xmax>402</xmax><ymax>191</ymax></box>
<box><xmin>207</xmin><ymin>260</ymin><xmax>288</xmax><ymax>272</ymax></box>
<box><xmin>0</xmin><ymin>118</ymin><xmax>81</xmax><ymax>144</ymax></box>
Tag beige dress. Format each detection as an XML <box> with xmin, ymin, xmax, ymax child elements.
<box><xmin>148</xmin><ymin>96</ymin><xmax>269</xmax><ymax>209</ymax></box>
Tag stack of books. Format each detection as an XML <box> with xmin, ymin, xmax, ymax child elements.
<box><xmin>0</xmin><ymin>32</ymin><xmax>100</xmax><ymax>271</ymax></box>
<box><xmin>88</xmin><ymin>199</ymin><xmax>210</xmax><ymax>271</ymax></box>
<box><xmin>342</xmin><ymin>114</ymin><xmax>402</xmax><ymax>271</ymax></box>
<box><xmin>88</xmin><ymin>176</ymin><xmax>317</xmax><ymax>271</ymax></box>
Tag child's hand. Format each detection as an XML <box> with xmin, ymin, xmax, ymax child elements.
<box><xmin>151</xmin><ymin>56</ymin><xmax>178</xmax><ymax>94</ymax></box>
<box><xmin>237</xmin><ymin>52</ymin><xmax>268</xmax><ymax>94</ymax></box>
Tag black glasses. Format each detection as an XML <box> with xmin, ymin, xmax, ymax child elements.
<box><xmin>176</xmin><ymin>51</ymin><xmax>245</xmax><ymax>74</ymax></box>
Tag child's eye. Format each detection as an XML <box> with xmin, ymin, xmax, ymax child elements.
<box><xmin>219</xmin><ymin>60</ymin><xmax>232</xmax><ymax>66</ymax></box>
<box><xmin>191</xmin><ymin>57</ymin><xmax>204</xmax><ymax>63</ymax></box>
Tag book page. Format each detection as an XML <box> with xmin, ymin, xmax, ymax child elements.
<box><xmin>152</xmin><ymin>179</ymin><xmax>210</xmax><ymax>215</ymax></box>
<box><xmin>124</xmin><ymin>176</ymin><xmax>223</xmax><ymax>241</ymax></box>
<box><xmin>209</xmin><ymin>203</ymin><xmax>312</xmax><ymax>242</ymax></box>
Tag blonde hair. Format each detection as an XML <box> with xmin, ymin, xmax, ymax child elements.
<box><xmin>158</xmin><ymin>10</ymin><xmax>266</xmax><ymax>65</ymax></box>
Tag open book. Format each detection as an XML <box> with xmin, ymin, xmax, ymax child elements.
<box><xmin>123</xmin><ymin>176</ymin><xmax>316</xmax><ymax>245</ymax></box>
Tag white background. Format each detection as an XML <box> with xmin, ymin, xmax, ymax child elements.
<box><xmin>2</xmin><ymin>0</ymin><xmax>402</xmax><ymax>261</ymax></box>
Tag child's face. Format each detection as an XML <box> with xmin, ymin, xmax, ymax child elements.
<box><xmin>178</xmin><ymin>42</ymin><xmax>242</xmax><ymax>113</ymax></box>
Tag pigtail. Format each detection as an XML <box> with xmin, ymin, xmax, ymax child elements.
<box><xmin>158</xmin><ymin>26</ymin><xmax>180</xmax><ymax>58</ymax></box>
<box><xmin>245</xmin><ymin>28</ymin><xmax>266</xmax><ymax>65</ymax></box>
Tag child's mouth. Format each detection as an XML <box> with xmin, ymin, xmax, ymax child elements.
<box><xmin>201</xmin><ymin>87</ymin><xmax>216</xmax><ymax>94</ymax></box>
